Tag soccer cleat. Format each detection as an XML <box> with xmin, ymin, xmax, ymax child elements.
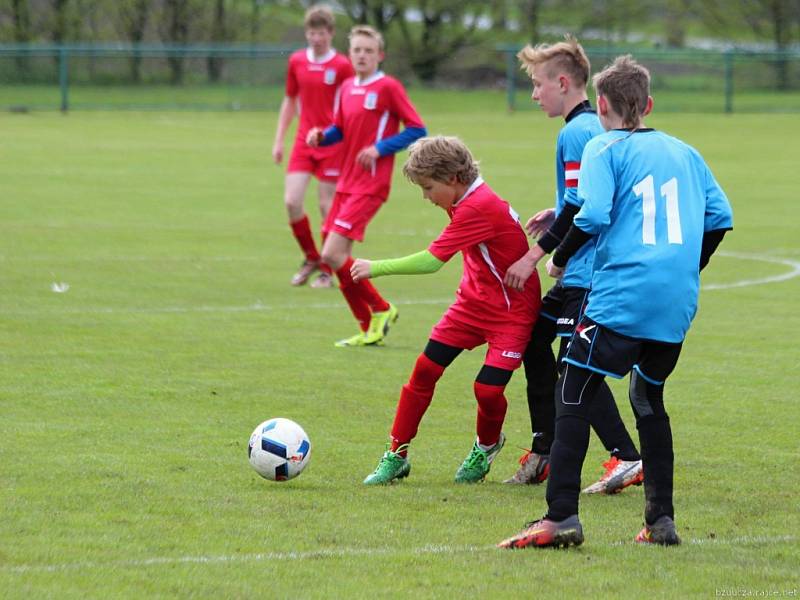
<box><xmin>497</xmin><ymin>515</ymin><xmax>584</xmax><ymax>549</ymax></box>
<box><xmin>310</xmin><ymin>272</ymin><xmax>333</xmax><ymax>289</ymax></box>
<box><xmin>503</xmin><ymin>449</ymin><xmax>550</xmax><ymax>484</ymax></box>
<box><xmin>455</xmin><ymin>433</ymin><xmax>505</xmax><ymax>483</ymax></box>
<box><xmin>290</xmin><ymin>260</ymin><xmax>320</xmax><ymax>286</ymax></box>
<box><xmin>635</xmin><ymin>515</ymin><xmax>681</xmax><ymax>546</ymax></box>
<box><xmin>582</xmin><ymin>456</ymin><xmax>644</xmax><ymax>494</ymax></box>
<box><xmin>334</xmin><ymin>331</ymin><xmax>384</xmax><ymax>347</ymax></box>
<box><xmin>363</xmin><ymin>303</ymin><xmax>399</xmax><ymax>345</ymax></box>
<box><xmin>363</xmin><ymin>447</ymin><xmax>411</xmax><ymax>485</ymax></box>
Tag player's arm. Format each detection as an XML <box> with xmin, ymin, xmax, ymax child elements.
<box><xmin>351</xmin><ymin>250</ymin><xmax>444</xmax><ymax>282</ymax></box>
<box><xmin>699</xmin><ymin>158</ymin><xmax>734</xmax><ymax>271</ymax></box>
<box><xmin>306</xmin><ymin>125</ymin><xmax>343</xmax><ymax>148</ymax></box>
<box><xmin>272</xmin><ymin>96</ymin><xmax>296</xmax><ymax>164</ymax></box>
<box><xmin>505</xmin><ymin>203</ymin><xmax>580</xmax><ymax>290</ymax></box>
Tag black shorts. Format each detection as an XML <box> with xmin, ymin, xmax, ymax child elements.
<box><xmin>563</xmin><ymin>316</ymin><xmax>683</xmax><ymax>384</ymax></box>
<box><xmin>538</xmin><ymin>284</ymin><xmax>590</xmax><ymax>338</ymax></box>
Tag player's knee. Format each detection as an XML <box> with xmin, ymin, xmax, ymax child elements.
<box><xmin>628</xmin><ymin>370</ymin><xmax>667</xmax><ymax>421</ymax></box>
<box><xmin>409</xmin><ymin>353</ymin><xmax>446</xmax><ymax>388</ymax></box>
<box><xmin>320</xmin><ymin>247</ymin><xmax>343</xmax><ymax>271</ymax></box>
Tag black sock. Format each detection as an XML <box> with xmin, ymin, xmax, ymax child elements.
<box><xmin>637</xmin><ymin>414</ymin><xmax>674</xmax><ymax>525</ymax></box>
<box><xmin>545</xmin><ymin>415</ymin><xmax>590</xmax><ymax>521</ymax></box>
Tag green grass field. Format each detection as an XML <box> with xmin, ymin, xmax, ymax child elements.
<box><xmin>1</xmin><ymin>103</ymin><xmax>799</xmax><ymax>598</ymax></box>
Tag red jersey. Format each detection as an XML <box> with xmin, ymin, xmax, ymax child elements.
<box><xmin>285</xmin><ymin>48</ymin><xmax>354</xmax><ymax>146</ymax></box>
<box><xmin>428</xmin><ymin>179</ymin><xmax>541</xmax><ymax>333</ymax></box>
<box><xmin>333</xmin><ymin>72</ymin><xmax>424</xmax><ymax>198</ymax></box>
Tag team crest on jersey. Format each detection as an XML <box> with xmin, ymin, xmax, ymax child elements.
<box><xmin>363</xmin><ymin>92</ymin><xmax>378</xmax><ymax>110</ymax></box>
<box><xmin>324</xmin><ymin>68</ymin><xmax>337</xmax><ymax>85</ymax></box>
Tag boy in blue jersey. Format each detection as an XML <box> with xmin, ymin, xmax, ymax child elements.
<box><xmin>503</xmin><ymin>37</ymin><xmax>643</xmax><ymax>495</ymax></box>
<box><xmin>498</xmin><ymin>55</ymin><xmax>733</xmax><ymax>549</ymax></box>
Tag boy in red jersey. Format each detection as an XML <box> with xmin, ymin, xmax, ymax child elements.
<box><xmin>350</xmin><ymin>136</ymin><xmax>542</xmax><ymax>484</ymax></box>
<box><xmin>307</xmin><ymin>25</ymin><xmax>427</xmax><ymax>347</ymax></box>
<box><xmin>272</xmin><ymin>5</ymin><xmax>354</xmax><ymax>288</ymax></box>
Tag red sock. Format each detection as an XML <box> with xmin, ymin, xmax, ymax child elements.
<box><xmin>390</xmin><ymin>353</ymin><xmax>446</xmax><ymax>454</ymax></box>
<box><xmin>319</xmin><ymin>230</ymin><xmax>332</xmax><ymax>275</ymax></box>
<box><xmin>357</xmin><ymin>278</ymin><xmax>390</xmax><ymax>313</ymax></box>
<box><xmin>474</xmin><ymin>381</ymin><xmax>508</xmax><ymax>447</ymax></box>
<box><xmin>290</xmin><ymin>215</ymin><xmax>321</xmax><ymax>262</ymax></box>
<box><xmin>335</xmin><ymin>259</ymin><xmax>370</xmax><ymax>332</ymax></box>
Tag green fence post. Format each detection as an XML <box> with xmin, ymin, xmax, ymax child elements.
<box><xmin>506</xmin><ymin>48</ymin><xmax>516</xmax><ymax>113</ymax></box>
<box><xmin>724</xmin><ymin>49</ymin><xmax>733</xmax><ymax>114</ymax></box>
<box><xmin>58</xmin><ymin>46</ymin><xmax>70</xmax><ymax>113</ymax></box>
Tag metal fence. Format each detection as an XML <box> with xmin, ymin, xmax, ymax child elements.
<box><xmin>500</xmin><ymin>45</ymin><xmax>800</xmax><ymax>114</ymax></box>
<box><xmin>2</xmin><ymin>43</ymin><xmax>800</xmax><ymax>113</ymax></box>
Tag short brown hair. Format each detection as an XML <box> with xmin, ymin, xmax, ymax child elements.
<box><xmin>304</xmin><ymin>5</ymin><xmax>335</xmax><ymax>31</ymax></box>
<box><xmin>403</xmin><ymin>136</ymin><xmax>480</xmax><ymax>186</ymax></box>
<box><xmin>592</xmin><ymin>55</ymin><xmax>651</xmax><ymax>128</ymax></box>
<box><xmin>517</xmin><ymin>34</ymin><xmax>590</xmax><ymax>87</ymax></box>
<box><xmin>349</xmin><ymin>24</ymin><xmax>384</xmax><ymax>51</ymax></box>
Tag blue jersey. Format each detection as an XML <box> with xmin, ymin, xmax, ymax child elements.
<box><xmin>554</xmin><ymin>105</ymin><xmax>605</xmax><ymax>289</ymax></box>
<box><xmin>574</xmin><ymin>129</ymin><xmax>733</xmax><ymax>343</ymax></box>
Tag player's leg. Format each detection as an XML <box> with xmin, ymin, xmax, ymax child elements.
<box><xmin>324</xmin><ymin>193</ymin><xmax>396</xmax><ymax>344</ymax></box>
<box><xmin>364</xmin><ymin>339</ymin><xmax>462</xmax><ymax>485</ymax></box>
<box><xmin>308</xmin><ymin>174</ymin><xmax>337</xmax><ymax>288</ymax></box>
<box><xmin>455</xmin><ymin>365</ymin><xmax>513</xmax><ymax>483</ymax></box>
<box><xmin>284</xmin><ymin>172</ymin><xmax>322</xmax><ymax>286</ymax></box>
<box><xmin>630</xmin><ymin>343</ymin><xmax>683</xmax><ymax>545</ymax></box>
<box><xmin>497</xmin><ymin>362</ymin><xmax>598</xmax><ymax>549</ymax></box>
<box><xmin>321</xmin><ymin>230</ymin><xmax>371</xmax><ymax>345</ymax></box>
<box><xmin>505</xmin><ymin>285</ymin><xmax>561</xmax><ymax>484</ymax></box>
<box><xmin>582</xmin><ymin>376</ymin><xmax>644</xmax><ymax>494</ymax></box>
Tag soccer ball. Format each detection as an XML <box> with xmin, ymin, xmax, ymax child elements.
<box><xmin>248</xmin><ymin>418</ymin><xmax>311</xmax><ymax>481</ymax></box>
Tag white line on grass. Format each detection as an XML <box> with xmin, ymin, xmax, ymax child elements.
<box><xmin>705</xmin><ymin>251</ymin><xmax>800</xmax><ymax>290</ymax></box>
<box><xmin>4</xmin><ymin>534</ymin><xmax>796</xmax><ymax>574</ymax></box>
<box><xmin>2</xmin><ymin>251</ymin><xmax>798</xmax><ymax>317</ymax></box>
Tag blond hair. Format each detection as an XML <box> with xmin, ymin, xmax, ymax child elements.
<box><xmin>403</xmin><ymin>136</ymin><xmax>480</xmax><ymax>186</ymax></box>
<box><xmin>349</xmin><ymin>24</ymin><xmax>384</xmax><ymax>51</ymax></box>
<box><xmin>517</xmin><ymin>34</ymin><xmax>590</xmax><ymax>87</ymax></box>
<box><xmin>592</xmin><ymin>55</ymin><xmax>651</xmax><ymax>128</ymax></box>
<box><xmin>304</xmin><ymin>5</ymin><xmax>335</xmax><ymax>31</ymax></box>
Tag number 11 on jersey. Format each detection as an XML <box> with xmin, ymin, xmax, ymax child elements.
<box><xmin>633</xmin><ymin>174</ymin><xmax>683</xmax><ymax>246</ymax></box>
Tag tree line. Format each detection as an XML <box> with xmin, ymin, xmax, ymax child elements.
<box><xmin>1</xmin><ymin>0</ymin><xmax>798</xmax><ymax>85</ymax></box>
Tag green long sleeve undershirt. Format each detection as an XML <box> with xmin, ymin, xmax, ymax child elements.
<box><xmin>369</xmin><ymin>250</ymin><xmax>445</xmax><ymax>278</ymax></box>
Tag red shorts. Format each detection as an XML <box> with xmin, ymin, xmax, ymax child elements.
<box><xmin>322</xmin><ymin>192</ymin><xmax>385</xmax><ymax>242</ymax></box>
<box><xmin>287</xmin><ymin>142</ymin><xmax>342</xmax><ymax>182</ymax></box>
<box><xmin>430</xmin><ymin>311</ymin><xmax>532</xmax><ymax>371</ymax></box>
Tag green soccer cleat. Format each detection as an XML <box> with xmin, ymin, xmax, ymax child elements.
<box><xmin>364</xmin><ymin>303</ymin><xmax>399</xmax><ymax>345</ymax></box>
<box><xmin>455</xmin><ymin>433</ymin><xmax>506</xmax><ymax>483</ymax></box>
<box><xmin>363</xmin><ymin>446</ymin><xmax>411</xmax><ymax>485</ymax></box>
<box><xmin>334</xmin><ymin>331</ymin><xmax>384</xmax><ymax>347</ymax></box>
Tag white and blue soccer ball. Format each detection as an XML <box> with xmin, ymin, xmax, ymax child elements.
<box><xmin>248</xmin><ymin>418</ymin><xmax>311</xmax><ymax>481</ymax></box>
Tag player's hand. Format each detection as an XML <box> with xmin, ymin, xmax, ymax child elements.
<box><xmin>272</xmin><ymin>142</ymin><xmax>283</xmax><ymax>165</ymax></box>
<box><xmin>546</xmin><ymin>257</ymin><xmax>564</xmax><ymax>279</ymax></box>
<box><xmin>526</xmin><ymin>208</ymin><xmax>556</xmax><ymax>238</ymax></box>
<box><xmin>350</xmin><ymin>258</ymin><xmax>372</xmax><ymax>282</ymax></box>
<box><xmin>306</xmin><ymin>127</ymin><xmax>323</xmax><ymax>147</ymax></box>
<box><xmin>504</xmin><ymin>255</ymin><xmax>537</xmax><ymax>291</ymax></box>
<box><xmin>356</xmin><ymin>145</ymin><xmax>380</xmax><ymax>170</ymax></box>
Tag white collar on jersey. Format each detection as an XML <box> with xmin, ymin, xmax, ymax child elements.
<box><xmin>306</xmin><ymin>47</ymin><xmax>336</xmax><ymax>64</ymax></box>
<box><xmin>354</xmin><ymin>71</ymin><xmax>385</xmax><ymax>86</ymax></box>
<box><xmin>453</xmin><ymin>176</ymin><xmax>484</xmax><ymax>207</ymax></box>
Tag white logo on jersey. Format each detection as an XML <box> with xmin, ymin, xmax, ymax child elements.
<box><xmin>557</xmin><ymin>317</ymin><xmax>575</xmax><ymax>326</ymax></box>
<box><xmin>324</xmin><ymin>68</ymin><xmax>336</xmax><ymax>85</ymax></box>
<box><xmin>364</xmin><ymin>92</ymin><xmax>378</xmax><ymax>110</ymax></box>
<box><xmin>501</xmin><ymin>350</ymin><xmax>522</xmax><ymax>359</ymax></box>
<box><xmin>578</xmin><ymin>324</ymin><xmax>596</xmax><ymax>343</ymax></box>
